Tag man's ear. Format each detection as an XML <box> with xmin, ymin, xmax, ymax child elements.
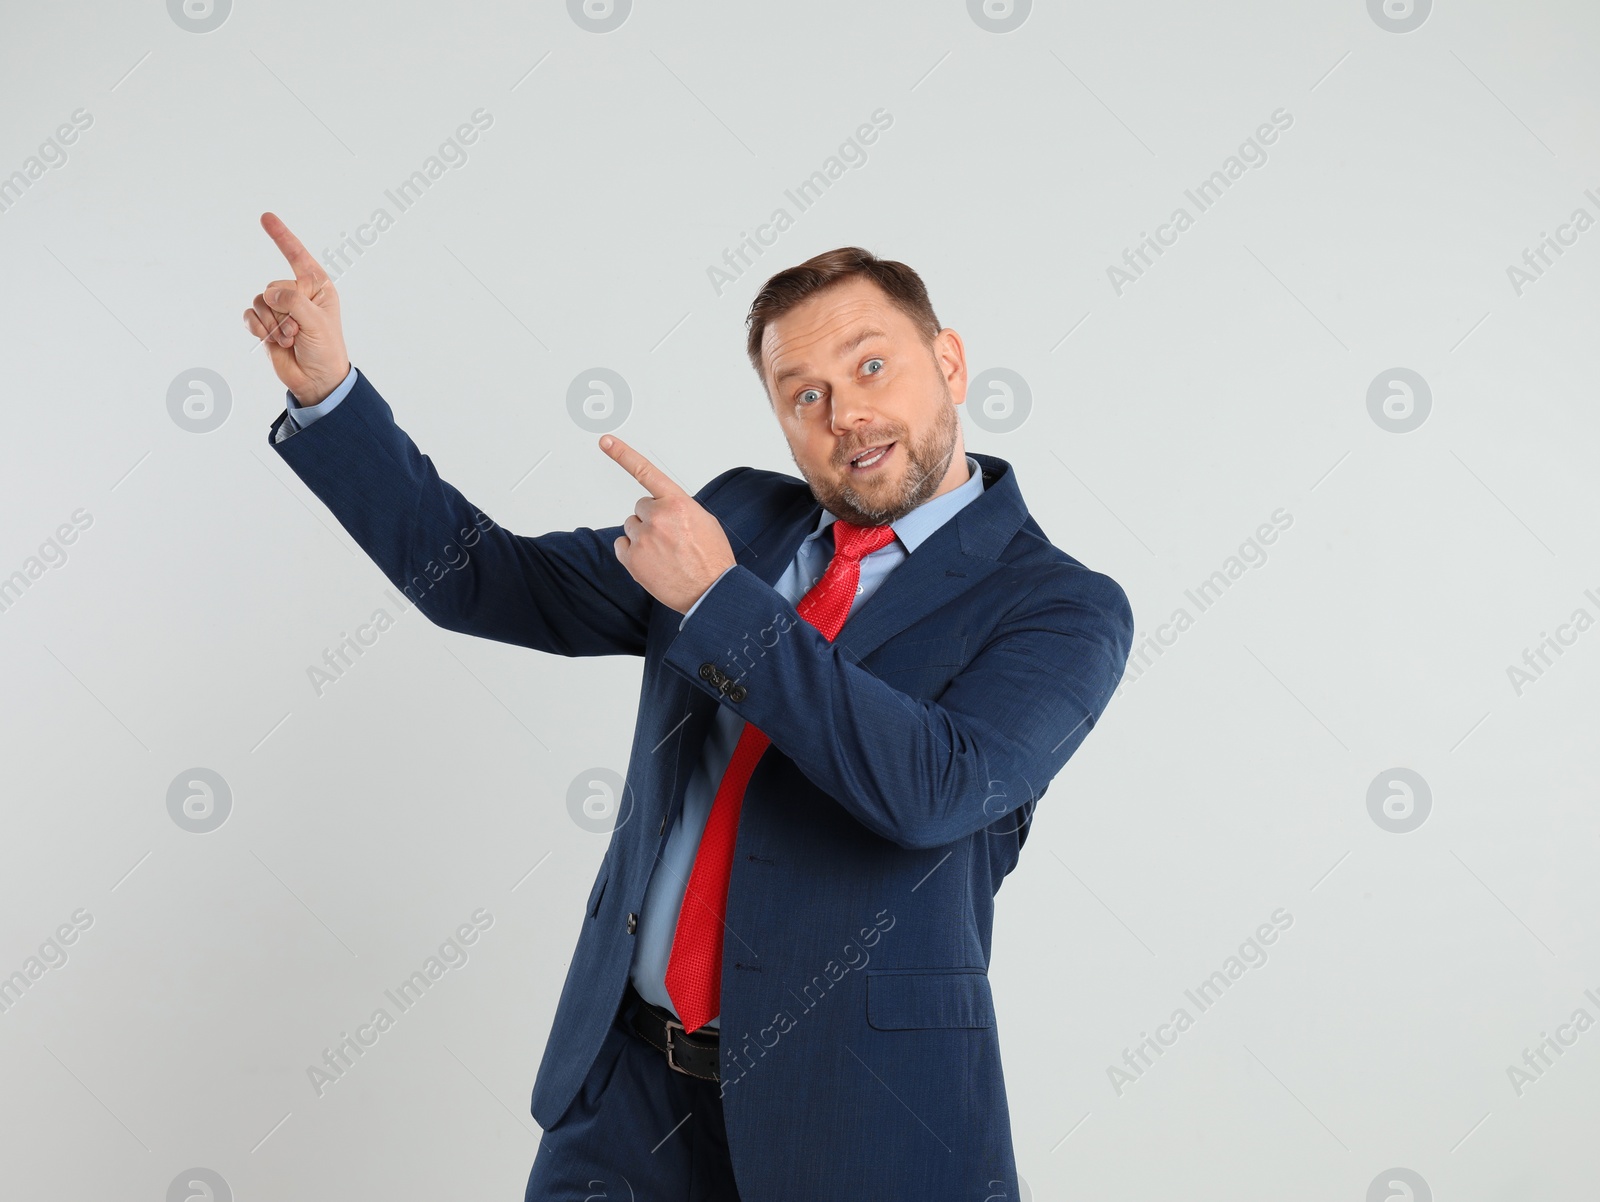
<box><xmin>933</xmin><ymin>327</ymin><xmax>967</xmax><ymax>406</ymax></box>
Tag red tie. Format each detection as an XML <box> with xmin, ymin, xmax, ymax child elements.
<box><xmin>664</xmin><ymin>519</ymin><xmax>898</xmax><ymax>1032</ymax></box>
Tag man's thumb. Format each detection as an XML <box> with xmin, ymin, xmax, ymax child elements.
<box><xmin>266</xmin><ymin>282</ymin><xmax>324</xmax><ymax>327</ymax></box>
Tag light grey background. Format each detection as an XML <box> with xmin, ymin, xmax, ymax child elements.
<box><xmin>3</xmin><ymin>1</ymin><xmax>1598</xmax><ymax>1199</ymax></box>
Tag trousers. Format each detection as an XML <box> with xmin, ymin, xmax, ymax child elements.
<box><xmin>524</xmin><ymin>989</ymin><xmax>743</xmax><ymax>1201</ymax></box>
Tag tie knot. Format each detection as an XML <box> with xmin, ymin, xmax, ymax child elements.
<box><xmin>831</xmin><ymin>520</ymin><xmax>896</xmax><ymax>562</ymax></box>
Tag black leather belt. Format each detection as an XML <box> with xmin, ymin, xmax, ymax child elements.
<box><xmin>622</xmin><ymin>982</ymin><xmax>720</xmax><ymax>1082</ymax></box>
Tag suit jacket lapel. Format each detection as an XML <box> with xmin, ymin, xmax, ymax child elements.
<box><xmin>832</xmin><ymin>453</ymin><xmax>1028</xmax><ymax>664</ymax></box>
<box><xmin>727</xmin><ymin>490</ymin><xmax>824</xmax><ymax>590</ymax></box>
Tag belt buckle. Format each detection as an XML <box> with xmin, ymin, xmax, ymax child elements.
<box><xmin>662</xmin><ymin>1015</ymin><xmax>691</xmax><ymax>1075</ymax></box>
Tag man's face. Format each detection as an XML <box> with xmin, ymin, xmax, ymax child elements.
<box><xmin>761</xmin><ymin>276</ymin><xmax>969</xmax><ymax>527</ymax></box>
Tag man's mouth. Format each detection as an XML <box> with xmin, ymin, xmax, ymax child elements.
<box><xmin>848</xmin><ymin>442</ymin><xmax>895</xmax><ymax>472</ymax></box>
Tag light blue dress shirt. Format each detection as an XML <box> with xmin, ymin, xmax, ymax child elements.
<box><xmin>282</xmin><ymin>373</ymin><xmax>985</xmax><ymax>1028</ymax></box>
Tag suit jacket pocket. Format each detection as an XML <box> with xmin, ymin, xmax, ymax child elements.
<box><xmin>866</xmin><ymin>968</ymin><xmax>995</xmax><ymax>1030</ymax></box>
<box><xmin>876</xmin><ymin>634</ymin><xmax>969</xmax><ymax>674</ymax></box>
<box><xmin>874</xmin><ymin>635</ymin><xmax>969</xmax><ymax>699</ymax></box>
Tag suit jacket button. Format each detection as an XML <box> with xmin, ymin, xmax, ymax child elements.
<box><xmin>729</xmin><ymin>684</ymin><xmax>747</xmax><ymax>702</ymax></box>
<box><xmin>699</xmin><ymin>663</ymin><xmax>716</xmax><ymax>682</ymax></box>
<box><xmin>626</xmin><ymin>912</ymin><xmax>637</xmax><ymax>935</ymax></box>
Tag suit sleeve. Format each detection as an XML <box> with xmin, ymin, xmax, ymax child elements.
<box><xmin>278</xmin><ymin>363</ymin><xmax>359</xmax><ymax>435</ymax></box>
<box><xmin>661</xmin><ymin>561</ymin><xmax>1134</xmax><ymax>849</ymax></box>
<box><xmin>678</xmin><ymin>563</ymin><xmax>740</xmax><ymax>630</ymax></box>
<box><xmin>267</xmin><ymin>365</ymin><xmax>744</xmax><ymax>658</ymax></box>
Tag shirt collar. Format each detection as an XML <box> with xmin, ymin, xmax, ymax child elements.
<box><xmin>805</xmin><ymin>454</ymin><xmax>985</xmax><ymax>554</ymax></box>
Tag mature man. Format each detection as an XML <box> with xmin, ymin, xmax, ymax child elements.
<box><xmin>246</xmin><ymin>212</ymin><xmax>1133</xmax><ymax>1201</ymax></box>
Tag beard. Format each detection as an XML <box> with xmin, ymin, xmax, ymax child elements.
<box><xmin>791</xmin><ymin>379</ymin><xmax>962</xmax><ymax>528</ymax></box>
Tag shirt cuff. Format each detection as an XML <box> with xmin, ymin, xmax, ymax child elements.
<box><xmin>678</xmin><ymin>563</ymin><xmax>739</xmax><ymax>630</ymax></box>
<box><xmin>285</xmin><ymin>364</ymin><xmax>359</xmax><ymax>432</ymax></box>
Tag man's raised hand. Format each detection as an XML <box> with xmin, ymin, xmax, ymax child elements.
<box><xmin>600</xmin><ymin>434</ymin><xmax>737</xmax><ymax>615</ymax></box>
<box><xmin>243</xmin><ymin>212</ymin><xmax>350</xmax><ymax>405</ymax></box>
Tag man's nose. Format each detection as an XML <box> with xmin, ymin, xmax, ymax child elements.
<box><xmin>829</xmin><ymin>382</ymin><xmax>877</xmax><ymax>434</ymax></box>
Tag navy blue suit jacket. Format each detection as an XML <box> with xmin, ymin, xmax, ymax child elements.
<box><xmin>268</xmin><ymin>367</ymin><xmax>1134</xmax><ymax>1201</ymax></box>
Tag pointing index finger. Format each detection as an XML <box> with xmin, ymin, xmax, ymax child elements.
<box><xmin>260</xmin><ymin>211</ymin><xmax>328</xmax><ymax>289</ymax></box>
<box><xmin>599</xmin><ymin>435</ymin><xmax>686</xmax><ymax>499</ymax></box>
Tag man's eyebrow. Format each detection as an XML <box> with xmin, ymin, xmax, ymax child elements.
<box><xmin>771</xmin><ymin>328</ymin><xmax>889</xmax><ymax>387</ymax></box>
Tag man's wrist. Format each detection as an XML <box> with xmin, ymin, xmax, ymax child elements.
<box><xmin>290</xmin><ymin>360</ymin><xmax>353</xmax><ymax>408</ymax></box>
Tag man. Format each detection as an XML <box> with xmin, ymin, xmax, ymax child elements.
<box><xmin>245</xmin><ymin>212</ymin><xmax>1134</xmax><ymax>1201</ymax></box>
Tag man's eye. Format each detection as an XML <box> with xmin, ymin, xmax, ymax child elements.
<box><xmin>863</xmin><ymin>358</ymin><xmax>884</xmax><ymax>375</ymax></box>
<box><xmin>798</xmin><ymin>388</ymin><xmax>822</xmax><ymax>405</ymax></box>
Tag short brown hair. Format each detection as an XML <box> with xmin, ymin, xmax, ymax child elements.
<box><xmin>744</xmin><ymin>247</ymin><xmax>942</xmax><ymax>383</ymax></box>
